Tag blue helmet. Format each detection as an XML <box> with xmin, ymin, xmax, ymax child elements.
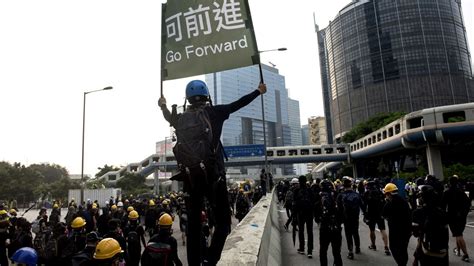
<box><xmin>12</xmin><ymin>247</ymin><xmax>38</xmax><ymax>265</ymax></box>
<box><xmin>186</xmin><ymin>80</ymin><xmax>209</xmax><ymax>101</ymax></box>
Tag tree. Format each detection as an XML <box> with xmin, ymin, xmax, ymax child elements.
<box><xmin>444</xmin><ymin>163</ymin><xmax>474</xmax><ymax>180</ymax></box>
<box><xmin>116</xmin><ymin>173</ymin><xmax>150</xmax><ymax>196</ymax></box>
<box><xmin>29</xmin><ymin>163</ymin><xmax>69</xmax><ymax>183</ymax></box>
<box><xmin>95</xmin><ymin>164</ymin><xmax>121</xmax><ymax>178</ymax></box>
<box><xmin>0</xmin><ymin>162</ymin><xmax>43</xmax><ymax>203</ymax></box>
<box><xmin>342</xmin><ymin>112</ymin><xmax>406</xmax><ymax>143</ymax></box>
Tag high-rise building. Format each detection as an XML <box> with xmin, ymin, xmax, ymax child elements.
<box><xmin>301</xmin><ymin>124</ymin><xmax>310</xmax><ymax>145</ymax></box>
<box><xmin>205</xmin><ymin>64</ymin><xmax>300</xmax><ymax>175</ymax></box>
<box><xmin>317</xmin><ymin>0</ymin><xmax>474</xmax><ymax>141</ymax></box>
<box><xmin>288</xmin><ymin>98</ymin><xmax>303</xmax><ymax>146</ymax></box>
<box><xmin>308</xmin><ymin>116</ymin><xmax>328</xmax><ymax>145</ymax></box>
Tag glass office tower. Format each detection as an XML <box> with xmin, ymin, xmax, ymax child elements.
<box><xmin>205</xmin><ymin>64</ymin><xmax>300</xmax><ymax>175</ymax></box>
<box><xmin>318</xmin><ymin>0</ymin><xmax>474</xmax><ymax>140</ymax></box>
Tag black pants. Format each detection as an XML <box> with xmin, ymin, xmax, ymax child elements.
<box><xmin>343</xmin><ymin>218</ymin><xmax>360</xmax><ymax>252</ymax></box>
<box><xmin>389</xmin><ymin>234</ymin><xmax>410</xmax><ymax>266</ymax></box>
<box><xmin>297</xmin><ymin>212</ymin><xmax>313</xmax><ymax>253</ymax></box>
<box><xmin>319</xmin><ymin>227</ymin><xmax>343</xmax><ymax>266</ymax></box>
<box><xmin>0</xmin><ymin>245</ymin><xmax>8</xmax><ymax>266</ymax></box>
<box><xmin>185</xmin><ymin>172</ymin><xmax>231</xmax><ymax>266</ymax></box>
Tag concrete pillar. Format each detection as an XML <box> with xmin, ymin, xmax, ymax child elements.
<box><xmin>426</xmin><ymin>144</ymin><xmax>444</xmax><ymax>181</ymax></box>
<box><xmin>153</xmin><ymin>169</ymin><xmax>160</xmax><ymax>195</ymax></box>
<box><xmin>352</xmin><ymin>163</ymin><xmax>358</xmax><ymax>179</ymax></box>
<box><xmin>172</xmin><ymin>180</ymin><xmax>179</xmax><ymax>192</ymax></box>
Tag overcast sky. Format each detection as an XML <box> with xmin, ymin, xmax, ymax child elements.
<box><xmin>0</xmin><ymin>0</ymin><xmax>472</xmax><ymax>177</ymax></box>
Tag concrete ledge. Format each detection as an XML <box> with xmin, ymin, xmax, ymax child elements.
<box><xmin>218</xmin><ymin>191</ymin><xmax>281</xmax><ymax>265</ymax></box>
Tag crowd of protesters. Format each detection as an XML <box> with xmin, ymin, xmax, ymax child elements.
<box><xmin>277</xmin><ymin>174</ymin><xmax>472</xmax><ymax>265</ymax></box>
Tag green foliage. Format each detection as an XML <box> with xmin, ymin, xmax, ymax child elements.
<box><xmin>342</xmin><ymin>112</ymin><xmax>406</xmax><ymax>143</ymax></box>
<box><xmin>28</xmin><ymin>163</ymin><xmax>69</xmax><ymax>183</ymax></box>
<box><xmin>0</xmin><ymin>161</ymin><xmax>80</xmax><ymax>204</ymax></box>
<box><xmin>398</xmin><ymin>165</ymin><xmax>427</xmax><ymax>180</ymax></box>
<box><xmin>86</xmin><ymin>178</ymin><xmax>108</xmax><ymax>189</ymax></box>
<box><xmin>95</xmin><ymin>164</ymin><xmax>121</xmax><ymax>178</ymax></box>
<box><xmin>116</xmin><ymin>173</ymin><xmax>149</xmax><ymax>196</ymax></box>
<box><xmin>444</xmin><ymin>163</ymin><xmax>474</xmax><ymax>180</ymax></box>
<box><xmin>337</xmin><ymin>163</ymin><xmax>354</xmax><ymax>178</ymax></box>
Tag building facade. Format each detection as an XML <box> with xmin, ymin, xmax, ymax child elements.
<box><xmin>205</xmin><ymin>64</ymin><xmax>301</xmax><ymax>175</ymax></box>
<box><xmin>301</xmin><ymin>124</ymin><xmax>310</xmax><ymax>145</ymax></box>
<box><xmin>287</xmin><ymin>98</ymin><xmax>303</xmax><ymax>146</ymax></box>
<box><xmin>308</xmin><ymin>116</ymin><xmax>328</xmax><ymax>145</ymax></box>
<box><xmin>317</xmin><ymin>0</ymin><xmax>474</xmax><ymax>140</ymax></box>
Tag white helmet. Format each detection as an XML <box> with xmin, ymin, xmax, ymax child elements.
<box><xmin>117</xmin><ymin>201</ymin><xmax>124</xmax><ymax>207</ymax></box>
<box><xmin>290</xmin><ymin>178</ymin><xmax>299</xmax><ymax>184</ymax></box>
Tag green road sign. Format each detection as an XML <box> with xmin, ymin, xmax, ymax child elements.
<box><xmin>161</xmin><ymin>0</ymin><xmax>259</xmax><ymax>80</ymax></box>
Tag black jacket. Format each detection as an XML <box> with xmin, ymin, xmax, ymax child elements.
<box><xmin>161</xmin><ymin>90</ymin><xmax>261</xmax><ymax>176</ymax></box>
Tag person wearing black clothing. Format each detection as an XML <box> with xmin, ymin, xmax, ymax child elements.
<box><xmin>71</xmin><ymin>231</ymin><xmax>101</xmax><ymax>266</ymax></box>
<box><xmin>97</xmin><ymin>207</ymin><xmax>112</xmax><ymax>237</ymax></box>
<box><xmin>49</xmin><ymin>205</ymin><xmax>61</xmax><ymax>228</ymax></box>
<box><xmin>337</xmin><ymin>177</ymin><xmax>364</xmax><ymax>260</ymax></box>
<box><xmin>442</xmin><ymin>175</ymin><xmax>470</xmax><ymax>262</ymax></box>
<box><xmin>123</xmin><ymin>211</ymin><xmax>146</xmax><ymax>266</ymax></box>
<box><xmin>61</xmin><ymin>217</ymin><xmax>88</xmax><ymax>264</ymax></box>
<box><xmin>145</xmin><ymin>200</ymin><xmax>158</xmax><ymax>237</ymax></box>
<box><xmin>235</xmin><ymin>189</ymin><xmax>250</xmax><ymax>222</ymax></box>
<box><xmin>293</xmin><ymin>175</ymin><xmax>315</xmax><ymax>258</ymax></box>
<box><xmin>314</xmin><ymin>179</ymin><xmax>343</xmax><ymax>266</ymax></box>
<box><xmin>103</xmin><ymin>218</ymin><xmax>127</xmax><ymax>262</ymax></box>
<box><xmin>141</xmin><ymin>213</ymin><xmax>182</xmax><ymax>266</ymax></box>
<box><xmin>382</xmin><ymin>183</ymin><xmax>411</xmax><ymax>266</ymax></box>
<box><xmin>159</xmin><ymin>80</ymin><xmax>266</xmax><ymax>265</ymax></box>
<box><xmin>0</xmin><ymin>210</ymin><xmax>11</xmax><ymax>266</ymax></box>
<box><xmin>260</xmin><ymin>168</ymin><xmax>267</xmax><ymax>195</ymax></box>
<box><xmin>363</xmin><ymin>181</ymin><xmax>390</xmax><ymax>255</ymax></box>
<box><xmin>413</xmin><ymin>185</ymin><xmax>449</xmax><ymax>266</ymax></box>
<box><xmin>283</xmin><ymin>178</ymin><xmax>298</xmax><ymax>231</ymax></box>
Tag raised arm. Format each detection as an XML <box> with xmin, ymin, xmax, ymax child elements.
<box><xmin>225</xmin><ymin>83</ymin><xmax>267</xmax><ymax>114</ymax></box>
<box><xmin>158</xmin><ymin>96</ymin><xmax>173</xmax><ymax>125</ymax></box>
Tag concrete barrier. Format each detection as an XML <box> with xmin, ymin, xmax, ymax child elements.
<box><xmin>218</xmin><ymin>191</ymin><xmax>281</xmax><ymax>265</ymax></box>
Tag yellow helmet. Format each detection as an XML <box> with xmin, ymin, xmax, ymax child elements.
<box><xmin>92</xmin><ymin>203</ymin><xmax>98</xmax><ymax>209</ymax></box>
<box><xmin>162</xmin><ymin>199</ymin><xmax>170</xmax><ymax>205</ymax></box>
<box><xmin>127</xmin><ymin>206</ymin><xmax>134</xmax><ymax>212</ymax></box>
<box><xmin>93</xmin><ymin>238</ymin><xmax>123</xmax><ymax>260</ymax></box>
<box><xmin>71</xmin><ymin>217</ymin><xmax>86</xmax><ymax>229</ymax></box>
<box><xmin>383</xmin><ymin>183</ymin><xmax>398</xmax><ymax>194</ymax></box>
<box><xmin>9</xmin><ymin>209</ymin><xmax>17</xmax><ymax>215</ymax></box>
<box><xmin>158</xmin><ymin>213</ymin><xmax>173</xmax><ymax>227</ymax></box>
<box><xmin>149</xmin><ymin>200</ymin><xmax>155</xmax><ymax>206</ymax></box>
<box><xmin>53</xmin><ymin>204</ymin><xmax>59</xmax><ymax>209</ymax></box>
<box><xmin>128</xmin><ymin>210</ymin><xmax>139</xmax><ymax>220</ymax></box>
<box><xmin>111</xmin><ymin>205</ymin><xmax>117</xmax><ymax>211</ymax></box>
<box><xmin>0</xmin><ymin>210</ymin><xmax>7</xmax><ymax>215</ymax></box>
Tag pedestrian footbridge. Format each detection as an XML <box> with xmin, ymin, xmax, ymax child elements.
<box><xmin>100</xmin><ymin>102</ymin><xmax>474</xmax><ymax>182</ymax></box>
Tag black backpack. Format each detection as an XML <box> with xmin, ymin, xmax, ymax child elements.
<box><xmin>366</xmin><ymin>188</ymin><xmax>384</xmax><ymax>214</ymax></box>
<box><xmin>61</xmin><ymin>234</ymin><xmax>79</xmax><ymax>259</ymax></box>
<box><xmin>33</xmin><ymin>232</ymin><xmax>48</xmax><ymax>259</ymax></box>
<box><xmin>173</xmin><ymin>105</ymin><xmax>215</xmax><ymax>172</ymax></box>
<box><xmin>320</xmin><ymin>192</ymin><xmax>338</xmax><ymax>231</ymax></box>
<box><xmin>127</xmin><ymin>229</ymin><xmax>141</xmax><ymax>254</ymax></box>
<box><xmin>342</xmin><ymin>191</ymin><xmax>361</xmax><ymax>219</ymax></box>
<box><xmin>141</xmin><ymin>241</ymin><xmax>172</xmax><ymax>266</ymax></box>
<box><xmin>295</xmin><ymin>188</ymin><xmax>313</xmax><ymax>211</ymax></box>
<box><xmin>421</xmin><ymin>207</ymin><xmax>449</xmax><ymax>254</ymax></box>
<box><xmin>44</xmin><ymin>237</ymin><xmax>58</xmax><ymax>260</ymax></box>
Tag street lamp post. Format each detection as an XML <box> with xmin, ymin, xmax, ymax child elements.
<box><xmin>80</xmin><ymin>86</ymin><xmax>113</xmax><ymax>205</ymax></box>
<box><xmin>257</xmin><ymin>47</ymin><xmax>287</xmax><ymax>185</ymax></box>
